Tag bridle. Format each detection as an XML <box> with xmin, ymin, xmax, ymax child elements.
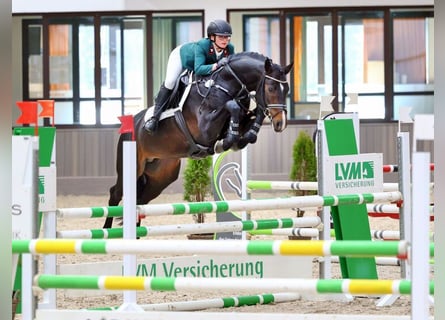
<box><xmin>212</xmin><ymin>62</ymin><xmax>289</xmax><ymax>120</ymax></box>
<box><xmin>256</xmin><ymin>74</ymin><xmax>289</xmax><ymax>120</ymax></box>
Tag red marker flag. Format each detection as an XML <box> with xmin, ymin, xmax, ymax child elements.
<box><xmin>118</xmin><ymin>115</ymin><xmax>135</xmax><ymax>140</ymax></box>
<box><xmin>38</xmin><ymin>100</ymin><xmax>55</xmax><ymax>126</ymax></box>
<box><xmin>16</xmin><ymin>101</ymin><xmax>39</xmax><ymax>135</ymax></box>
<box><xmin>16</xmin><ymin>101</ymin><xmax>38</xmax><ymax>125</ymax></box>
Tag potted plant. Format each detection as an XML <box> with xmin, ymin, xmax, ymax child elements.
<box><xmin>289</xmin><ymin>130</ymin><xmax>317</xmax><ymax>217</ymax></box>
<box><xmin>183</xmin><ymin>156</ymin><xmax>213</xmax><ymax>239</ymax></box>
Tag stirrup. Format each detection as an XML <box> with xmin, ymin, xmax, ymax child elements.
<box><xmin>144</xmin><ymin>117</ymin><xmax>158</xmax><ymax>134</ymax></box>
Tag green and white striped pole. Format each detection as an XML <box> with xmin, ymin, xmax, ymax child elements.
<box><xmin>246</xmin><ymin>180</ymin><xmax>401</xmax><ymax>192</ymax></box>
<box><xmin>90</xmin><ymin>292</ymin><xmax>300</xmax><ymax>311</ymax></box>
<box><xmin>56</xmin><ymin>191</ymin><xmax>402</xmax><ymax>218</ymax></box>
<box><xmin>57</xmin><ymin>216</ymin><xmax>321</xmax><ymax>239</ymax></box>
<box><xmin>34</xmin><ymin>275</ymin><xmax>435</xmax><ymax>296</ymax></box>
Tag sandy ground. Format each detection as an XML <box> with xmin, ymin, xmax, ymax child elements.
<box><xmin>17</xmin><ymin>192</ymin><xmax>434</xmax><ymax>318</ymax></box>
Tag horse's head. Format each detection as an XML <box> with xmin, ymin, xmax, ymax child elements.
<box><xmin>258</xmin><ymin>58</ymin><xmax>293</xmax><ymax>132</ymax></box>
<box><xmin>214</xmin><ymin>52</ymin><xmax>293</xmax><ymax>133</ymax></box>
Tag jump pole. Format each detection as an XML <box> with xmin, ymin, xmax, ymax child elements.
<box><xmin>246</xmin><ymin>181</ymin><xmax>399</xmax><ymax>192</ymax></box>
<box><xmin>13</xmin><ymin>239</ymin><xmax>414</xmax><ymax>258</ymax></box>
<box><xmin>55</xmin><ymin>191</ymin><xmax>401</xmax><ymax>218</ymax></box>
<box><xmin>33</xmin><ymin>275</ymin><xmax>435</xmax><ymax>296</ymax></box>
<box><xmin>57</xmin><ymin>216</ymin><xmax>322</xmax><ymax>239</ymax></box>
<box><xmin>89</xmin><ymin>292</ymin><xmax>301</xmax><ymax>312</ymax></box>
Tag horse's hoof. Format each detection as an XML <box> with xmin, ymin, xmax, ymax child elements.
<box><xmin>214</xmin><ymin>140</ymin><xmax>224</xmax><ymax>153</ymax></box>
<box><xmin>222</xmin><ymin>140</ymin><xmax>233</xmax><ymax>151</ymax></box>
<box><xmin>243</xmin><ymin>132</ymin><xmax>258</xmax><ymax>144</ymax></box>
<box><xmin>235</xmin><ymin>139</ymin><xmax>248</xmax><ymax>150</ymax></box>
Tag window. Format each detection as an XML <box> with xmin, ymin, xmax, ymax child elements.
<box><xmin>26</xmin><ymin>23</ymin><xmax>43</xmax><ymax>99</ymax></box>
<box><xmin>339</xmin><ymin>12</ymin><xmax>385</xmax><ymax>119</ymax></box>
<box><xmin>21</xmin><ymin>13</ymin><xmax>202</xmax><ymax>127</ymax></box>
<box><xmin>243</xmin><ymin>15</ymin><xmax>280</xmax><ymax>61</ymax></box>
<box><xmin>392</xmin><ymin>11</ymin><xmax>434</xmax><ymax>119</ymax></box>
<box><xmin>288</xmin><ymin>13</ymin><xmax>332</xmax><ymax>119</ymax></box>
<box><xmin>152</xmin><ymin>16</ymin><xmax>202</xmax><ymax>99</ymax></box>
<box><xmin>231</xmin><ymin>6</ymin><xmax>433</xmax><ymax>121</ymax></box>
<box><xmin>20</xmin><ymin>7</ymin><xmax>433</xmax><ymax>125</ymax></box>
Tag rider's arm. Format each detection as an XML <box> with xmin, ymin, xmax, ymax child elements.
<box><xmin>193</xmin><ymin>40</ymin><xmax>216</xmax><ymax>76</ymax></box>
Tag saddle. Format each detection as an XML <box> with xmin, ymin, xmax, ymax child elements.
<box><xmin>144</xmin><ymin>71</ymin><xmax>213</xmax><ymax>158</ymax></box>
<box><xmin>143</xmin><ymin>70</ymin><xmax>194</xmax><ymax>123</ymax></box>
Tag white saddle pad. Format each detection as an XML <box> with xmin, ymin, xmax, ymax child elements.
<box><xmin>144</xmin><ymin>105</ymin><xmax>180</xmax><ymax>122</ymax></box>
<box><xmin>144</xmin><ymin>72</ymin><xmax>194</xmax><ymax>123</ymax></box>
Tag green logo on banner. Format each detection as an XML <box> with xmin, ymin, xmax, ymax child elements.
<box><xmin>334</xmin><ymin>161</ymin><xmax>375</xmax><ymax>189</ymax></box>
<box><xmin>38</xmin><ymin>175</ymin><xmax>45</xmax><ymax>195</ymax></box>
<box><xmin>335</xmin><ymin>161</ymin><xmax>374</xmax><ymax>180</ymax></box>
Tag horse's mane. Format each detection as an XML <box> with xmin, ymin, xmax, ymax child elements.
<box><xmin>228</xmin><ymin>51</ymin><xmax>267</xmax><ymax>63</ymax></box>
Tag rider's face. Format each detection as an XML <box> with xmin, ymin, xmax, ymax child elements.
<box><xmin>213</xmin><ymin>35</ymin><xmax>231</xmax><ymax>49</ymax></box>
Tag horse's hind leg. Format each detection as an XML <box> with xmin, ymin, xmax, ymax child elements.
<box><xmin>104</xmin><ymin>133</ymin><xmax>127</xmax><ymax>229</ymax></box>
<box><xmin>103</xmin><ymin>176</ymin><xmax>124</xmax><ymax>228</ymax></box>
<box><xmin>138</xmin><ymin>158</ymin><xmax>181</xmax><ymax>206</ymax></box>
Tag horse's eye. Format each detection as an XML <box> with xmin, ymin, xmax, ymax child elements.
<box><xmin>268</xmin><ymin>86</ymin><xmax>275</xmax><ymax>92</ymax></box>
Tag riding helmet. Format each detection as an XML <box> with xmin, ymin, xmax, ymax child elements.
<box><xmin>207</xmin><ymin>20</ymin><xmax>232</xmax><ymax>37</ymax></box>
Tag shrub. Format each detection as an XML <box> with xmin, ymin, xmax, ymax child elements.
<box><xmin>183</xmin><ymin>156</ymin><xmax>213</xmax><ymax>223</ymax></box>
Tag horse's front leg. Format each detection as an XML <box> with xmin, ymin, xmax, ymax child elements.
<box><xmin>215</xmin><ymin>100</ymin><xmax>241</xmax><ymax>153</ymax></box>
<box><xmin>235</xmin><ymin>111</ymin><xmax>265</xmax><ymax>150</ymax></box>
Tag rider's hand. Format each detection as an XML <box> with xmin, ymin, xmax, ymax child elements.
<box><xmin>217</xmin><ymin>57</ymin><xmax>229</xmax><ymax>68</ymax></box>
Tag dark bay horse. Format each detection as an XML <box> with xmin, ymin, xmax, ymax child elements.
<box><xmin>104</xmin><ymin>52</ymin><xmax>293</xmax><ymax>228</ymax></box>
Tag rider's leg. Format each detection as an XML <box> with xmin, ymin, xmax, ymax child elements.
<box><xmin>144</xmin><ymin>83</ymin><xmax>172</xmax><ymax>134</ymax></box>
<box><xmin>144</xmin><ymin>45</ymin><xmax>183</xmax><ymax>134</ymax></box>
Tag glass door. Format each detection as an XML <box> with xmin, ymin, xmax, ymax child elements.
<box><xmin>338</xmin><ymin>11</ymin><xmax>385</xmax><ymax>119</ymax></box>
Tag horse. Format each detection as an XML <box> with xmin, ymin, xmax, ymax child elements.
<box><xmin>104</xmin><ymin>52</ymin><xmax>293</xmax><ymax>228</ymax></box>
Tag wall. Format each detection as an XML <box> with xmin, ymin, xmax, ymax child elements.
<box><xmin>54</xmin><ymin>122</ymin><xmax>433</xmax><ymax>196</ymax></box>
<box><xmin>11</xmin><ymin>1</ymin><xmax>434</xmax><ymax>196</ymax></box>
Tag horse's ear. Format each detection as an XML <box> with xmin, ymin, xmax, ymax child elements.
<box><xmin>264</xmin><ymin>58</ymin><xmax>273</xmax><ymax>73</ymax></box>
<box><xmin>284</xmin><ymin>61</ymin><xmax>294</xmax><ymax>75</ymax></box>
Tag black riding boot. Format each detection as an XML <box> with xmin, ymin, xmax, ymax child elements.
<box><xmin>144</xmin><ymin>84</ymin><xmax>172</xmax><ymax>134</ymax></box>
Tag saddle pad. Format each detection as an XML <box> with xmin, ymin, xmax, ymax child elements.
<box><xmin>144</xmin><ymin>105</ymin><xmax>180</xmax><ymax>122</ymax></box>
<box><xmin>144</xmin><ymin>71</ymin><xmax>194</xmax><ymax>123</ymax></box>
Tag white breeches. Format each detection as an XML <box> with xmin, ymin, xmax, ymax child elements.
<box><xmin>164</xmin><ymin>45</ymin><xmax>184</xmax><ymax>90</ymax></box>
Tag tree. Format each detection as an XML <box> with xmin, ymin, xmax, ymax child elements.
<box><xmin>289</xmin><ymin>130</ymin><xmax>317</xmax><ymax>216</ymax></box>
<box><xmin>183</xmin><ymin>156</ymin><xmax>213</xmax><ymax>223</ymax></box>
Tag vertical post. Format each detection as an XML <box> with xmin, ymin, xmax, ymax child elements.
<box><xmin>376</xmin><ymin>131</ymin><xmax>412</xmax><ymax>307</ymax></box>
<box><xmin>398</xmin><ymin>132</ymin><xmax>411</xmax><ymax>278</ymax></box>
<box><xmin>120</xmin><ymin>141</ymin><xmax>140</xmax><ymax>310</ymax></box>
<box><xmin>17</xmin><ymin>137</ymin><xmax>39</xmax><ymax>320</ymax></box>
<box><xmin>40</xmin><ymin>211</ymin><xmax>56</xmax><ymax>309</ymax></box>
<box><xmin>411</xmin><ymin>152</ymin><xmax>430</xmax><ymax>320</ymax></box>
<box><xmin>241</xmin><ymin>147</ymin><xmax>249</xmax><ymax>240</ymax></box>
<box><xmin>316</xmin><ymin>122</ymin><xmax>331</xmax><ymax>279</ymax></box>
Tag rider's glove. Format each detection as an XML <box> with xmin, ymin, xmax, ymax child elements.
<box><xmin>217</xmin><ymin>57</ymin><xmax>229</xmax><ymax>68</ymax></box>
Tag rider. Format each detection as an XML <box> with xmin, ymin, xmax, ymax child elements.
<box><xmin>144</xmin><ymin>19</ymin><xmax>235</xmax><ymax>134</ymax></box>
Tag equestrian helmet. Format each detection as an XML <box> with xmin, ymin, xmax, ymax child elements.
<box><xmin>207</xmin><ymin>20</ymin><xmax>232</xmax><ymax>37</ymax></box>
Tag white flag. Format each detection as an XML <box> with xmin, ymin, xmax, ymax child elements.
<box><xmin>399</xmin><ymin>107</ymin><xmax>413</xmax><ymax>123</ymax></box>
<box><xmin>347</xmin><ymin>93</ymin><xmax>358</xmax><ymax>105</ymax></box>
<box><xmin>320</xmin><ymin>95</ymin><xmax>335</xmax><ymax>112</ymax></box>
